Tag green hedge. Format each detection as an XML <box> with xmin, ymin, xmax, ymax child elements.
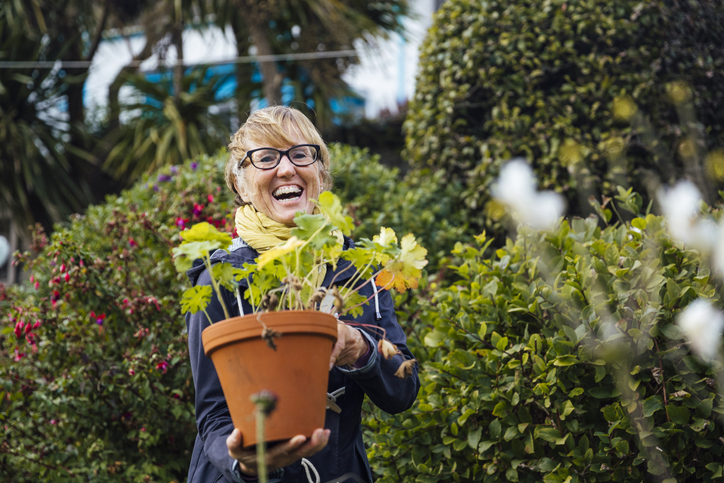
<box><xmin>367</xmin><ymin>204</ymin><xmax>724</xmax><ymax>482</ymax></box>
<box><xmin>404</xmin><ymin>0</ymin><xmax>724</xmax><ymax>235</ymax></box>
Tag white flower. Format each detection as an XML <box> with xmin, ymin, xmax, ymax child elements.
<box><xmin>492</xmin><ymin>159</ymin><xmax>565</xmax><ymax>230</ymax></box>
<box><xmin>657</xmin><ymin>181</ymin><xmax>703</xmax><ymax>247</ymax></box>
<box><xmin>677</xmin><ymin>299</ymin><xmax>724</xmax><ymax>360</ymax></box>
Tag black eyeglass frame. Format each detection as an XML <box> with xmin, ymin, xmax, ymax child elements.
<box><xmin>241</xmin><ymin>144</ymin><xmax>321</xmax><ymax>170</ymax></box>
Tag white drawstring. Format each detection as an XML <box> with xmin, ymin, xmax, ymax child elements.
<box><xmin>301</xmin><ymin>458</ymin><xmax>320</xmax><ymax>483</ymax></box>
<box><xmin>236</xmin><ymin>286</ymin><xmax>245</xmax><ymax>316</ymax></box>
<box><xmin>371</xmin><ymin>282</ymin><xmax>382</xmax><ymax>321</ymax></box>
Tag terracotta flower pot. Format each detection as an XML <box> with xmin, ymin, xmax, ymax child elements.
<box><xmin>202</xmin><ymin>310</ymin><xmax>338</xmax><ymax>448</ymax></box>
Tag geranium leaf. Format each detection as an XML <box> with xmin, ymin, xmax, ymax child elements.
<box><xmin>180</xmin><ymin>222</ymin><xmax>232</xmax><ymax>246</ymax></box>
<box><xmin>316</xmin><ymin>191</ymin><xmax>354</xmax><ymax>236</ymax></box>
<box><xmin>180</xmin><ymin>285</ymin><xmax>212</xmax><ymax>314</ymax></box>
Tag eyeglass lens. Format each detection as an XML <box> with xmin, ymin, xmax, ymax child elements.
<box><xmin>250</xmin><ymin>145</ymin><xmax>318</xmax><ymax>168</ymax></box>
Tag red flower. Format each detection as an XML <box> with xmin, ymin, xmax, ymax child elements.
<box><xmin>155</xmin><ymin>361</ymin><xmax>169</xmax><ymax>374</ymax></box>
<box><xmin>175</xmin><ymin>217</ymin><xmax>190</xmax><ymax>229</ymax></box>
<box><xmin>192</xmin><ymin>203</ymin><xmax>204</xmax><ymax>217</ymax></box>
<box><xmin>128</xmin><ymin>237</ymin><xmax>137</xmax><ymax>247</ymax></box>
<box><xmin>128</xmin><ymin>369</ymin><xmax>135</xmax><ymax>376</ymax></box>
<box><xmin>64</xmin><ymin>273</ymin><xmax>70</xmax><ymax>282</ymax></box>
<box><xmin>90</xmin><ymin>311</ymin><xmax>106</xmax><ymax>325</ymax></box>
<box><xmin>207</xmin><ymin>194</ymin><xmax>214</xmax><ymax>203</ymax></box>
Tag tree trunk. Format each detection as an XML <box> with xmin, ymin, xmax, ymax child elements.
<box><xmin>171</xmin><ymin>7</ymin><xmax>184</xmax><ymax>101</ymax></box>
<box><xmin>246</xmin><ymin>20</ymin><xmax>283</xmax><ymax>106</ymax></box>
<box><xmin>232</xmin><ymin>16</ymin><xmax>253</xmax><ymax>120</ymax></box>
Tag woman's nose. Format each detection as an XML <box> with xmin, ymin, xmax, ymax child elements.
<box><xmin>275</xmin><ymin>154</ymin><xmax>296</xmax><ymax>177</ymax></box>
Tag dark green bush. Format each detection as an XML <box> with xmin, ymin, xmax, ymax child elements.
<box><xmin>404</xmin><ymin>0</ymin><xmax>724</xmax><ymax>234</ymax></box>
<box><xmin>367</xmin><ymin>204</ymin><xmax>724</xmax><ymax>482</ymax></box>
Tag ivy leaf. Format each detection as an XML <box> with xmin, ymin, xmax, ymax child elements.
<box><xmin>180</xmin><ymin>285</ymin><xmax>212</xmax><ymax>314</ymax></box>
<box><xmin>180</xmin><ymin>222</ymin><xmax>232</xmax><ymax>246</ymax></box>
<box><xmin>316</xmin><ymin>191</ymin><xmax>354</xmax><ymax>236</ymax></box>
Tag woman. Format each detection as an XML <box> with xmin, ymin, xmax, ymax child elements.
<box><xmin>185</xmin><ymin>106</ymin><xmax>419</xmax><ymax>483</ymax></box>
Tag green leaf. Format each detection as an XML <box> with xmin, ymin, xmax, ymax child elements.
<box><xmin>642</xmin><ymin>396</ymin><xmax>663</xmax><ymax>417</ymax></box>
<box><xmin>180</xmin><ymin>222</ymin><xmax>232</xmax><ymax>245</ymax></box>
<box><xmin>467</xmin><ymin>427</ymin><xmax>482</xmax><ymax>449</ymax></box>
<box><xmin>180</xmin><ymin>286</ymin><xmax>212</xmax><ymax>314</ymax></box>
<box><xmin>316</xmin><ymin>191</ymin><xmax>354</xmax><ymax>235</ymax></box>
<box><xmin>667</xmin><ymin>405</ymin><xmax>690</xmax><ymax>425</ymax></box>
<box><xmin>291</xmin><ymin>213</ymin><xmax>337</xmax><ymax>248</ymax></box>
<box><xmin>553</xmin><ymin>355</ymin><xmax>578</xmax><ymax>366</ymax></box>
<box><xmin>534</xmin><ymin>426</ymin><xmax>561</xmax><ymax>443</ymax></box>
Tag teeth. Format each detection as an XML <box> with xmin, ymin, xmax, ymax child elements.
<box><xmin>273</xmin><ymin>185</ymin><xmax>302</xmax><ymax>199</ymax></box>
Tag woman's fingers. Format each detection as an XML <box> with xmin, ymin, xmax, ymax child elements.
<box><xmin>330</xmin><ymin>323</ymin><xmax>366</xmax><ymax>369</ymax></box>
<box><xmin>228</xmin><ymin>428</ymin><xmax>331</xmax><ymax>475</ymax></box>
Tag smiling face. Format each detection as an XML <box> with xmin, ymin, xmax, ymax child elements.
<box><xmin>238</xmin><ymin>135</ymin><xmax>323</xmax><ymax>226</ymax></box>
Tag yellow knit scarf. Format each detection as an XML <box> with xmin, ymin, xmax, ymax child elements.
<box><xmin>235</xmin><ymin>204</ymin><xmax>334</xmax><ymax>292</ymax></box>
<box><xmin>234</xmin><ymin>205</ymin><xmax>293</xmax><ymax>253</ymax></box>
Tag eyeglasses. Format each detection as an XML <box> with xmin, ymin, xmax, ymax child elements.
<box><xmin>242</xmin><ymin>144</ymin><xmax>321</xmax><ymax>170</ymax></box>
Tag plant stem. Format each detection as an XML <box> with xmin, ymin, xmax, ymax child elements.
<box><xmin>204</xmin><ymin>257</ymin><xmax>230</xmax><ymax>320</ymax></box>
<box><xmin>256</xmin><ymin>410</ymin><xmax>268</xmax><ymax>483</ymax></box>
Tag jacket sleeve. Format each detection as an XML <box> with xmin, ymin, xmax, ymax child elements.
<box><xmin>187</xmin><ymin>267</ymin><xmax>251</xmax><ymax>482</ymax></box>
<box><xmin>337</xmin><ymin>283</ymin><xmax>420</xmax><ymax>414</ymax></box>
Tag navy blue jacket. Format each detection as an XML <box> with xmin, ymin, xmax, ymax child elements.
<box><xmin>185</xmin><ymin>237</ymin><xmax>419</xmax><ymax>483</ymax></box>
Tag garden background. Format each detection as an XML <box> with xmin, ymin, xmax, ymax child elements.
<box><xmin>3</xmin><ymin>0</ymin><xmax>724</xmax><ymax>481</ymax></box>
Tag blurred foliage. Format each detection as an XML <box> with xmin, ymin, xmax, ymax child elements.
<box><xmin>367</xmin><ymin>198</ymin><xmax>724</xmax><ymax>482</ymax></box>
<box><xmin>331</xmin><ymin>144</ymin><xmax>471</xmax><ymax>269</ymax></box>
<box><xmin>0</xmin><ymin>17</ymin><xmax>94</xmax><ymax>232</ymax></box>
<box><xmin>404</xmin><ymin>0</ymin><xmax>724</xmax><ymax>238</ymax></box>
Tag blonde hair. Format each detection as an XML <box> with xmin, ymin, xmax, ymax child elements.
<box><xmin>225</xmin><ymin>106</ymin><xmax>333</xmax><ymax>206</ymax></box>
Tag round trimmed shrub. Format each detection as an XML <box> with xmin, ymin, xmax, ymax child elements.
<box><xmin>405</xmin><ymin>0</ymin><xmax>724</xmax><ymax>233</ymax></box>
<box><xmin>367</xmin><ymin>207</ymin><xmax>724</xmax><ymax>482</ymax></box>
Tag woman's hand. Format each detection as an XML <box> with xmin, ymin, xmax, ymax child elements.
<box><xmin>330</xmin><ymin>322</ymin><xmax>368</xmax><ymax>370</ymax></box>
<box><xmin>226</xmin><ymin>428</ymin><xmax>330</xmax><ymax>476</ymax></box>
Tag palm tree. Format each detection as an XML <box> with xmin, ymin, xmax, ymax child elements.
<box><xmin>102</xmin><ymin>66</ymin><xmax>233</xmax><ymax>181</ymax></box>
<box><xmin>210</xmin><ymin>0</ymin><xmax>410</xmax><ymax>127</ymax></box>
<box><xmin>0</xmin><ymin>21</ymin><xmax>94</xmax><ymax>232</ymax></box>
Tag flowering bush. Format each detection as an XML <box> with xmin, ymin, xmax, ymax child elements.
<box><xmin>0</xmin><ymin>153</ymin><xmax>235</xmax><ymax>480</ymax></box>
<box><xmin>0</xmin><ymin>144</ymin><xmax>434</xmax><ymax>479</ymax></box>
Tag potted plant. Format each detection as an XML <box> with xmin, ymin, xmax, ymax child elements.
<box><xmin>172</xmin><ymin>192</ymin><xmax>427</xmax><ymax>448</ymax></box>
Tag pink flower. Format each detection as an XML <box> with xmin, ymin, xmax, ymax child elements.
<box><xmin>192</xmin><ymin>203</ymin><xmax>204</xmax><ymax>217</ymax></box>
<box><xmin>207</xmin><ymin>194</ymin><xmax>214</xmax><ymax>203</ymax></box>
<box><xmin>140</xmin><ymin>427</ymin><xmax>146</xmax><ymax>432</ymax></box>
<box><xmin>128</xmin><ymin>369</ymin><xmax>135</xmax><ymax>376</ymax></box>
<box><xmin>50</xmin><ymin>420</ymin><xmax>57</xmax><ymax>425</ymax></box>
<box><xmin>156</xmin><ymin>361</ymin><xmax>169</xmax><ymax>374</ymax></box>
<box><xmin>34</xmin><ymin>282</ymin><xmax>39</xmax><ymax>290</ymax></box>
<box><xmin>60</xmin><ymin>264</ymin><xmax>66</xmax><ymax>273</ymax></box>
<box><xmin>33</xmin><ymin>320</ymin><xmax>41</xmax><ymax>329</ymax></box>
<box><xmin>175</xmin><ymin>217</ymin><xmax>189</xmax><ymax>229</ymax></box>
<box><xmin>128</xmin><ymin>237</ymin><xmax>137</xmax><ymax>247</ymax></box>
<box><xmin>64</xmin><ymin>273</ymin><xmax>70</xmax><ymax>282</ymax></box>
<box><xmin>14</xmin><ymin>350</ymin><xmax>25</xmax><ymax>362</ymax></box>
